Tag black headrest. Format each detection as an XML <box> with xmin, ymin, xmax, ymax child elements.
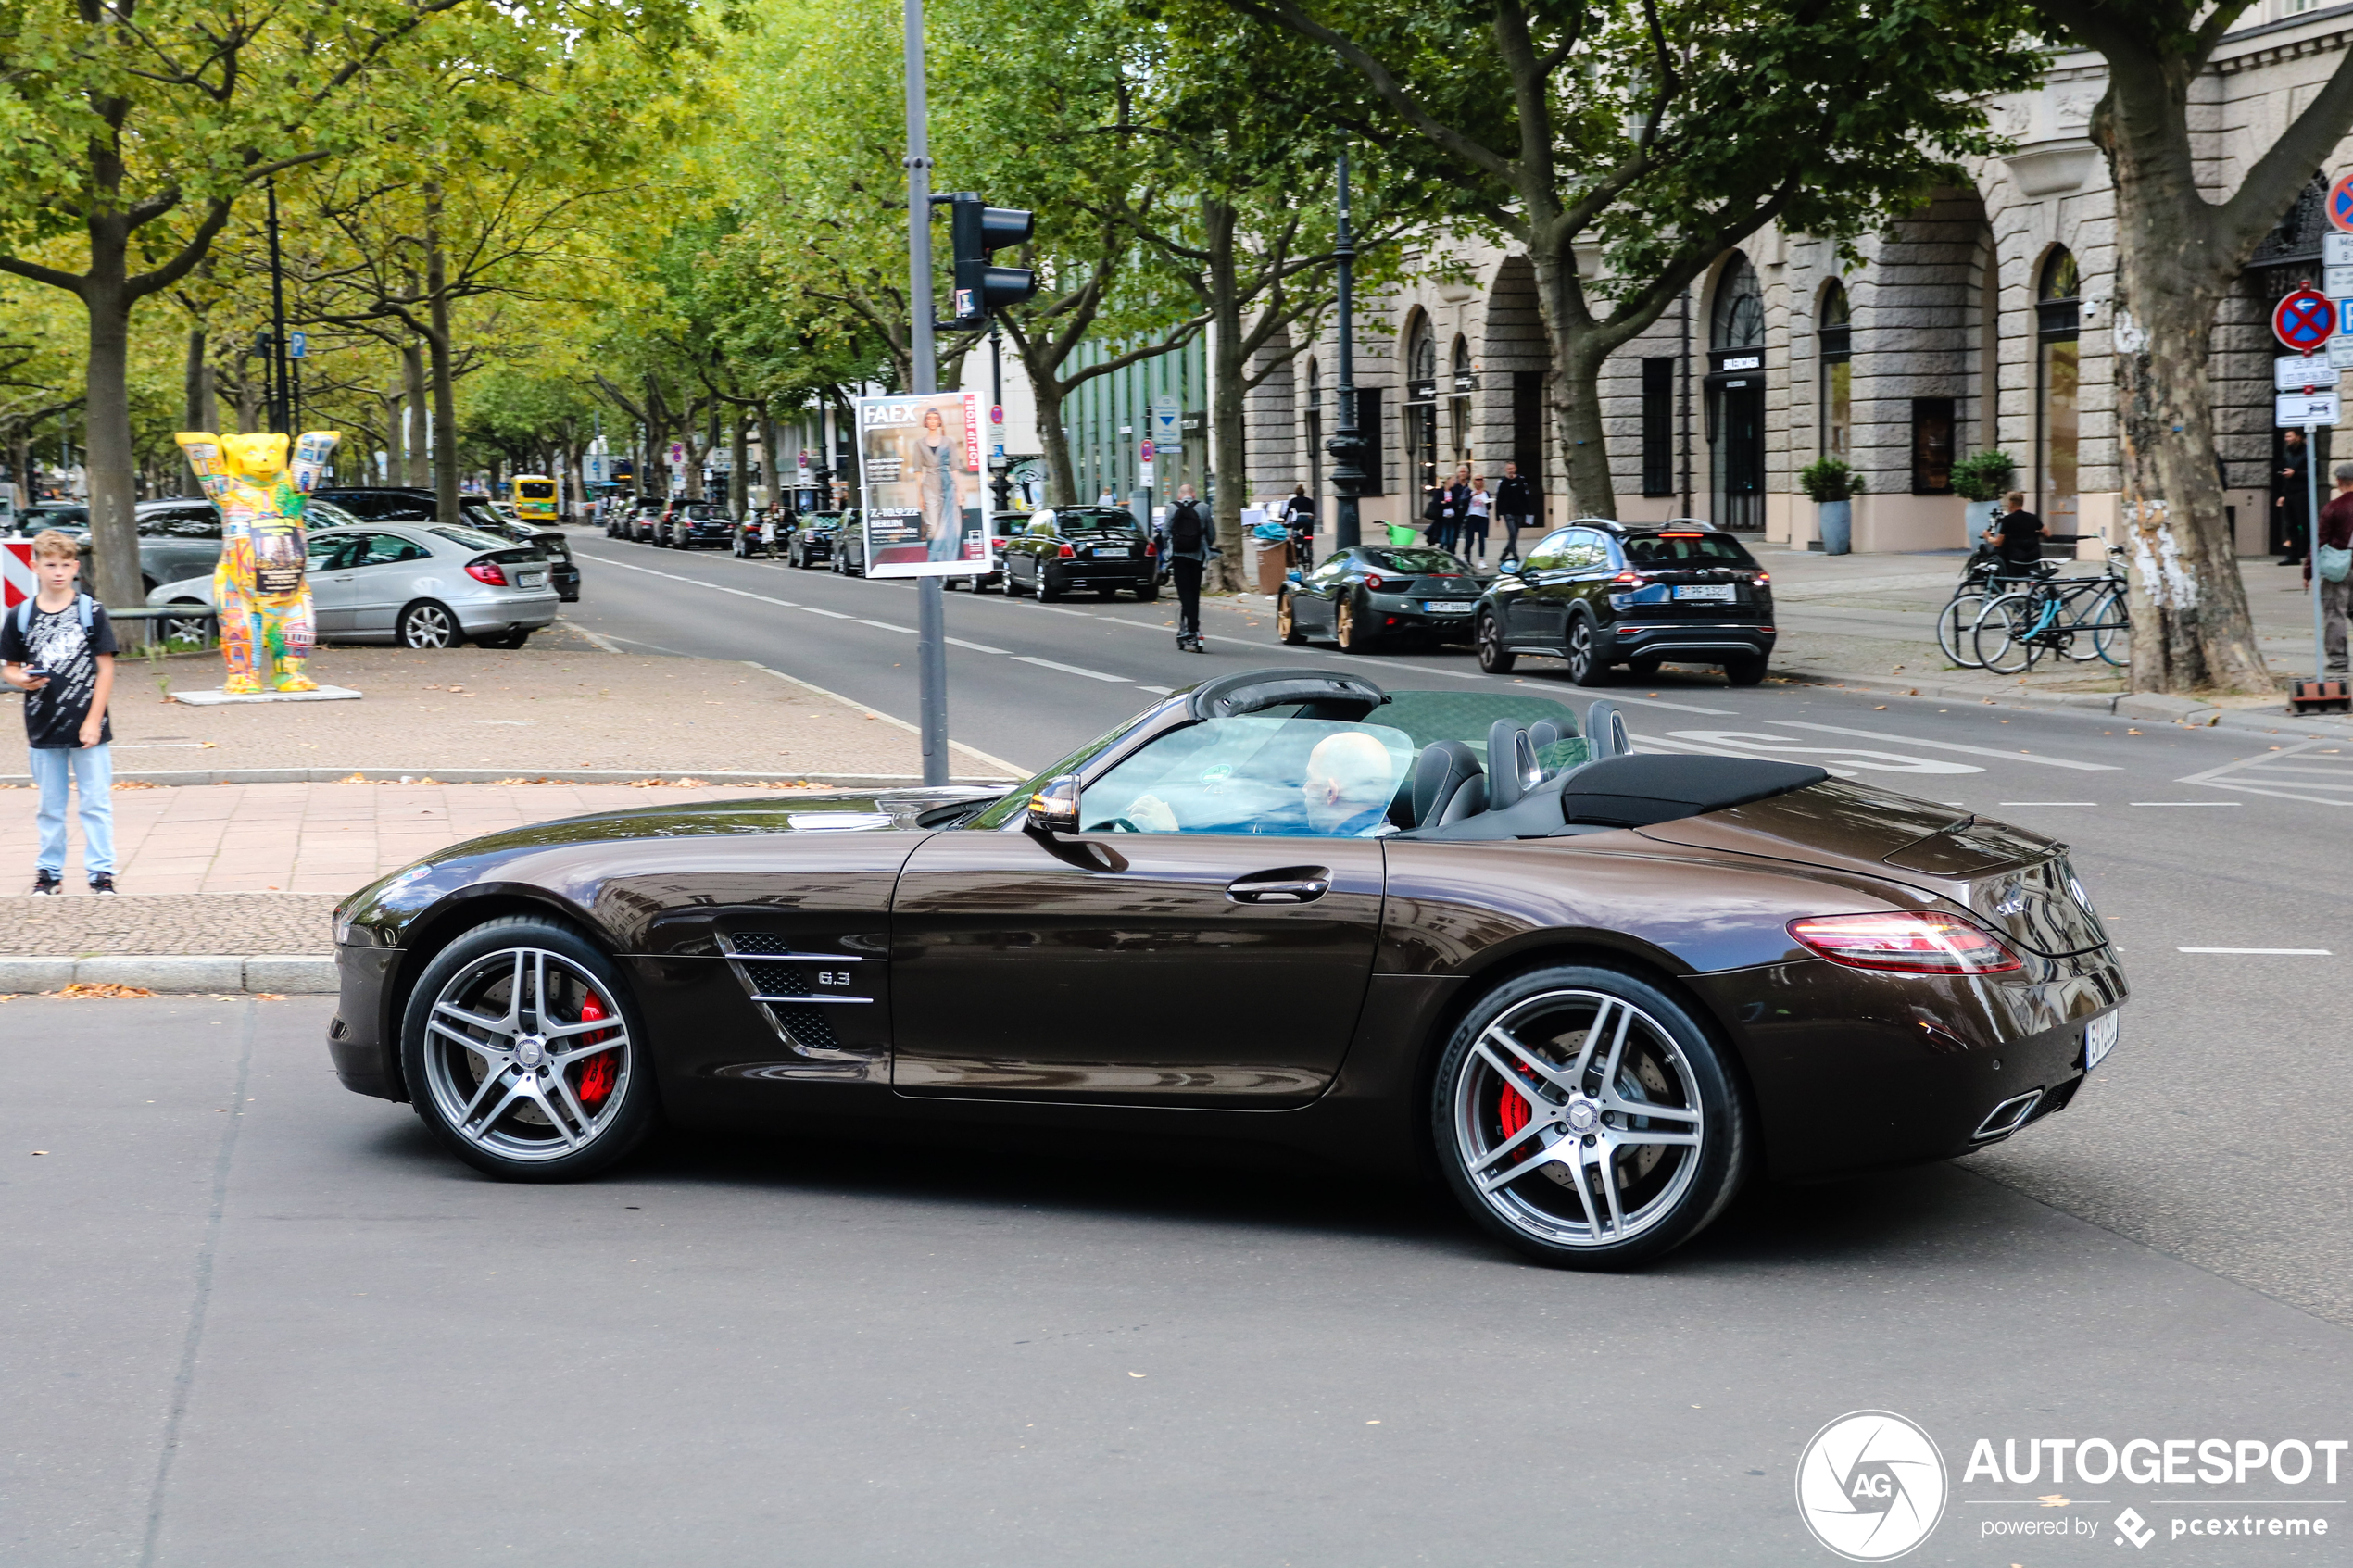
<box><xmin>1559</xmin><ymin>754</ymin><xmax>1829</xmax><ymax>828</ymax></box>
<box><xmin>1188</xmin><ymin>668</ymin><xmax>1390</xmax><ymax>721</ymax></box>
<box><xmin>1410</xmin><ymin>739</ymin><xmax>1483</xmax><ymax>827</ymax></box>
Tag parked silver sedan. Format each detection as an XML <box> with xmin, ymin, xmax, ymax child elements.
<box><xmin>145</xmin><ymin>521</ymin><xmax>560</xmax><ymax>649</ymax></box>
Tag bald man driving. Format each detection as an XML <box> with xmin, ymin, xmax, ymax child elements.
<box><xmin>1126</xmin><ymin>729</ymin><xmax>1398</xmax><ymax>836</ymax></box>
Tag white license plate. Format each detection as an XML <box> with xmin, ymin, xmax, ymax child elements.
<box><xmin>1423</xmin><ymin>600</ymin><xmax>1474</xmax><ymax>614</ymax></box>
<box><xmin>520</xmin><ymin>571</ymin><xmax>546</xmax><ymax>589</ymax></box>
<box><xmin>1673</xmin><ymin>583</ymin><xmax>1735</xmax><ymax>601</ymax></box>
<box><xmin>1093</xmin><ymin>546</ymin><xmax>1132</xmax><ymax>557</ymax></box>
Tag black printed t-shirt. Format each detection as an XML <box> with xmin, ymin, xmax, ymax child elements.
<box><xmin>0</xmin><ymin>597</ymin><xmax>117</xmax><ymax>748</ymax></box>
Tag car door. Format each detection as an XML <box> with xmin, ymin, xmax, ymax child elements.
<box><xmin>335</xmin><ymin>532</ymin><xmax>434</xmax><ymax>633</ymax></box>
<box><xmin>889</xmin><ymin>713</ymin><xmax>1402</xmax><ymax>1108</ymax></box>
<box><xmin>1548</xmin><ymin>530</ymin><xmax>1614</xmax><ymax>641</ymax></box>
<box><xmin>306</xmin><ymin>533</ymin><xmax>365</xmax><ymax>632</ymax></box>
<box><xmin>1295</xmin><ymin>552</ymin><xmax>1348</xmax><ymax>631</ymax></box>
<box><xmin>1504</xmin><ymin>529</ymin><xmax>1576</xmax><ymax>642</ymax></box>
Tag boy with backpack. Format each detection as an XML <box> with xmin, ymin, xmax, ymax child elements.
<box><xmin>1</xmin><ymin>531</ymin><xmax>119</xmax><ymax>894</ymax></box>
<box><xmin>1164</xmin><ymin>484</ymin><xmax>1212</xmax><ymax>653</ymax></box>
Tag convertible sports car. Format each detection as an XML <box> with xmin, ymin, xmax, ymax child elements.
<box><xmin>329</xmin><ymin>669</ymin><xmax>2125</xmax><ymax>1268</ymax></box>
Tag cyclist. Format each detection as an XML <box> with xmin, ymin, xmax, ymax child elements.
<box><xmin>1982</xmin><ymin>490</ymin><xmax>2047</xmax><ymax>576</ymax></box>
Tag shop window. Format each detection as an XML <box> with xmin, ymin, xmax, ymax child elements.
<box><xmin>1819</xmin><ymin>282</ymin><xmax>1852</xmax><ymax>463</ymax></box>
<box><xmin>1911</xmin><ymin>397</ymin><xmax>1956</xmax><ymax>495</ymax></box>
<box><xmin>2037</xmin><ymin>249</ymin><xmax>2080</xmax><ymax>528</ymax></box>
<box><xmin>1642</xmin><ymin>358</ymin><xmax>1674</xmax><ymax>496</ymax></box>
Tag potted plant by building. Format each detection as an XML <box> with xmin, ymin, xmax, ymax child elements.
<box><xmin>1949</xmin><ymin>450</ymin><xmax>2017</xmax><ymax>542</ymax></box>
<box><xmin>1798</xmin><ymin>458</ymin><xmax>1866</xmax><ymax>554</ymax></box>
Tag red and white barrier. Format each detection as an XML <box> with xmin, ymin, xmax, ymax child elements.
<box><xmin>1</xmin><ymin>540</ymin><xmax>32</xmax><ymax>612</ymax></box>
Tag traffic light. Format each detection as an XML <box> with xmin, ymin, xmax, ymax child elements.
<box><xmin>945</xmin><ymin>193</ymin><xmax>1036</xmax><ymax>323</ymax></box>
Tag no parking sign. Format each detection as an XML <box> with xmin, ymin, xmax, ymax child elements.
<box><xmin>2274</xmin><ymin>288</ymin><xmax>2337</xmax><ymax>351</ymax></box>
<box><xmin>2329</xmin><ymin>171</ymin><xmax>2353</xmax><ymax>232</ymax></box>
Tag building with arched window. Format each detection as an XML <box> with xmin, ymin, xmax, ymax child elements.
<box><xmin>1232</xmin><ymin>6</ymin><xmax>2339</xmax><ymax>555</ymax></box>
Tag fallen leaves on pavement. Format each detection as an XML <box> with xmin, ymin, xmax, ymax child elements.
<box><xmin>55</xmin><ymin>982</ymin><xmax>156</xmax><ymax>998</ymax></box>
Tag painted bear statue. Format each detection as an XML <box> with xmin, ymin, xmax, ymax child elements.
<box><xmin>174</xmin><ymin>430</ymin><xmax>339</xmax><ymax>694</ymax></box>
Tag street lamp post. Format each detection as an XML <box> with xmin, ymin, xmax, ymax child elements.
<box><xmin>904</xmin><ymin>0</ymin><xmax>950</xmax><ymax>786</ymax></box>
<box><xmin>1326</xmin><ymin>152</ymin><xmax>1365</xmax><ymax>551</ymax></box>
<box><xmin>266</xmin><ymin>179</ymin><xmax>290</xmax><ymax>434</ymax></box>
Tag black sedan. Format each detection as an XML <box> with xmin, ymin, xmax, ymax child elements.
<box><xmin>787</xmin><ymin>512</ymin><xmax>842</xmax><ymax>569</ymax></box>
<box><xmin>657</xmin><ymin>500</ymin><xmax>734</xmax><ymax>549</ymax></box>
<box><xmin>945</xmin><ymin>509</ymin><xmax>1028</xmax><ymax>592</ymax></box>
<box><xmin>1278</xmin><ymin>545</ymin><xmax>1482</xmax><ymax>651</ymax></box>
<box><xmin>328</xmin><ymin>667</ymin><xmax>2125</xmax><ymax>1271</ymax></box>
<box><xmin>1001</xmin><ymin>507</ymin><xmax>1156</xmax><ymax>601</ymax></box>
<box><xmin>626</xmin><ymin>503</ymin><xmax>664</xmax><ymax>543</ymax></box>
<box><xmin>1476</xmin><ymin>521</ymin><xmax>1776</xmax><ymax>686</ymax></box>
<box><xmin>830</xmin><ymin>512</ymin><xmax>875</xmax><ymax>577</ymax></box>
<box><xmin>459</xmin><ymin>504</ymin><xmax>581</xmax><ymax>602</ymax></box>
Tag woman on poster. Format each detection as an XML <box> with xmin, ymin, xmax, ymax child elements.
<box><xmin>915</xmin><ymin>405</ymin><xmax>963</xmax><ymax>562</ymax></box>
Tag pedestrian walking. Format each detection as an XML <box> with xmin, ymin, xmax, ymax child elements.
<box><xmin>1494</xmin><ymin>461</ymin><xmax>1537</xmax><ymax>563</ymax></box>
<box><xmin>1982</xmin><ymin>491</ymin><xmax>2047</xmax><ymax>576</ymax></box>
<box><xmin>1165</xmin><ymin>483</ymin><xmax>1212</xmax><ymax>653</ymax></box>
<box><xmin>759</xmin><ymin>508</ymin><xmax>777</xmax><ymax>559</ymax></box>
<box><xmin>1461</xmin><ymin>475</ymin><xmax>1493</xmax><ymax>565</ymax></box>
<box><xmin>0</xmin><ymin>531</ymin><xmax>118</xmax><ymax>895</ymax></box>
<box><xmin>1432</xmin><ymin>465</ymin><xmax>1471</xmax><ymax>553</ymax></box>
<box><xmin>2278</xmin><ymin>429</ymin><xmax>2311</xmax><ymax>566</ymax></box>
<box><xmin>2312</xmin><ymin>462</ymin><xmax>2353</xmax><ymax>674</ymax></box>
<box><xmin>1281</xmin><ymin>484</ymin><xmax>1317</xmax><ymax>570</ymax></box>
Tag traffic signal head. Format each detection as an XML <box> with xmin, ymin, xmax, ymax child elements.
<box><xmin>947</xmin><ymin>193</ymin><xmax>1037</xmax><ymax>322</ymax></box>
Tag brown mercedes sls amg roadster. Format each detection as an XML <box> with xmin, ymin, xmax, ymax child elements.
<box><xmin>329</xmin><ymin>668</ymin><xmax>2125</xmax><ymax>1267</ymax></box>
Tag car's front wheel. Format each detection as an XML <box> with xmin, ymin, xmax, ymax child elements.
<box><xmin>401</xmin><ymin>915</ymin><xmax>660</xmax><ymax>1182</ymax></box>
<box><xmin>1476</xmin><ymin>609</ymin><xmax>1516</xmax><ymax>672</ymax></box>
<box><xmin>1432</xmin><ymin>966</ymin><xmax>1752</xmax><ymax>1269</ymax></box>
<box><xmin>1277</xmin><ymin>592</ymin><xmax>1307</xmax><ymax>645</ymax></box>
<box><xmin>397</xmin><ymin>600</ymin><xmax>461</xmax><ymax>649</ymax></box>
<box><xmin>1565</xmin><ymin>617</ymin><xmax>1612</xmax><ymax>685</ymax></box>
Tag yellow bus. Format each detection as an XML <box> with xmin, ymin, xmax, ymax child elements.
<box><xmin>512</xmin><ymin>474</ymin><xmax>560</xmax><ymax>524</ymax></box>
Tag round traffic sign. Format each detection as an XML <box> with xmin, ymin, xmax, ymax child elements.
<box><xmin>2331</xmin><ymin>173</ymin><xmax>2353</xmax><ymax>233</ymax></box>
<box><xmin>2275</xmin><ymin>288</ymin><xmax>2337</xmax><ymax>350</ymax></box>
<box><xmin>1139</xmin><ymin>440</ymin><xmax>1155</xmax><ymax>462</ymax></box>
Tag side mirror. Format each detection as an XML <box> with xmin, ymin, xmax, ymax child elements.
<box><xmin>1026</xmin><ymin>774</ymin><xmax>1080</xmax><ymax>834</ymax></box>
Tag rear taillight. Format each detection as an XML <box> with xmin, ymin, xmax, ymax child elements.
<box><xmin>1787</xmin><ymin>912</ymin><xmax>2023</xmax><ymax>974</ymax></box>
<box><xmin>1611</xmin><ymin>570</ymin><xmax>1643</xmax><ymax>585</ymax></box>
<box><xmin>1364</xmin><ymin>573</ymin><xmax>1390</xmax><ymax>591</ymax></box>
<box><xmin>1754</xmin><ymin>571</ymin><xmax>1770</xmax><ymax>585</ymax></box>
<box><xmin>1057</xmin><ymin>543</ymin><xmax>1075</xmax><ymax>558</ymax></box>
<box><xmin>1144</xmin><ymin>541</ymin><xmax>1157</xmax><ymax>557</ymax></box>
<box><xmin>465</xmin><ymin>559</ymin><xmax>508</xmax><ymax>586</ymax></box>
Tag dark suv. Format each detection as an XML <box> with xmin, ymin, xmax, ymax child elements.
<box><xmin>1474</xmin><ymin>520</ymin><xmax>1774</xmax><ymax>685</ymax></box>
<box><xmin>310</xmin><ymin>487</ymin><xmax>438</xmax><ymax>522</ymax></box>
<box><xmin>787</xmin><ymin>512</ymin><xmax>841</xmax><ymax>569</ymax></box>
<box><xmin>1001</xmin><ymin>507</ymin><xmax>1156</xmax><ymax>601</ymax></box>
<box><xmin>657</xmin><ymin>499</ymin><xmax>733</xmax><ymax>549</ymax></box>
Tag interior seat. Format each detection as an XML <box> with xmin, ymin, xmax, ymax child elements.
<box><xmin>1403</xmin><ymin>740</ymin><xmax>1487</xmax><ymax>827</ymax></box>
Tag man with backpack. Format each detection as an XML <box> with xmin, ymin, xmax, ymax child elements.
<box><xmin>2312</xmin><ymin>461</ymin><xmax>2353</xmax><ymax>674</ymax></box>
<box><xmin>1165</xmin><ymin>483</ymin><xmax>1212</xmax><ymax>653</ymax></box>
<box><xmin>0</xmin><ymin>531</ymin><xmax>119</xmax><ymax>894</ymax></box>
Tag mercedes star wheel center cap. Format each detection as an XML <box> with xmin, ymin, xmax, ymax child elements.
<box><xmin>1564</xmin><ymin>1098</ymin><xmax>1600</xmax><ymax>1134</ymax></box>
<box><xmin>516</xmin><ymin>1036</ymin><xmax>546</xmax><ymax>1068</ymax></box>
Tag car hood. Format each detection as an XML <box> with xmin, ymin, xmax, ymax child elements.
<box><xmin>1636</xmin><ymin>779</ymin><xmax>2108</xmax><ymax>958</ymax></box>
<box><xmin>422</xmin><ymin>787</ymin><xmax>1006</xmax><ymax>863</ymax></box>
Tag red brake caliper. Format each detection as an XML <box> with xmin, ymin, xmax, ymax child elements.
<box><xmin>573</xmin><ymin>993</ymin><xmax>617</xmax><ymax>1110</ymax></box>
<box><xmin>1499</xmin><ymin>1074</ymin><xmax>1531</xmax><ymax>1139</ymax></box>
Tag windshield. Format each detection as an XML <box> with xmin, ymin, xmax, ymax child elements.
<box><xmin>428</xmin><ymin>525</ymin><xmax>509</xmax><ymax>553</ymax></box>
<box><xmin>1053</xmin><ymin>509</ymin><xmax>1142</xmax><ymax>534</ymax></box>
<box><xmin>1083</xmin><ymin>716</ymin><xmax>1416</xmax><ymax>837</ymax></box>
<box><xmin>1624</xmin><ymin>532</ymin><xmax>1757</xmax><ymax>568</ymax></box>
<box><xmin>1364</xmin><ymin>548</ymin><xmax>1470</xmax><ymax>574</ymax></box>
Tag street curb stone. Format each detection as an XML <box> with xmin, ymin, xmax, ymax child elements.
<box><xmin>0</xmin><ymin>954</ymin><xmax>336</xmax><ymax>994</ymax></box>
<box><xmin>1782</xmin><ymin>667</ymin><xmax>2353</xmax><ymax>736</ymax></box>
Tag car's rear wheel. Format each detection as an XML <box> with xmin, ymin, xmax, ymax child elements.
<box><xmin>402</xmin><ymin>915</ymin><xmax>658</xmax><ymax>1182</ymax></box>
<box><xmin>1433</xmin><ymin>966</ymin><xmax>1751</xmax><ymax>1269</ymax></box>
<box><xmin>1133</xmin><ymin>582</ymin><xmax>1157</xmax><ymax>602</ymax></box>
<box><xmin>397</xmin><ymin>600</ymin><xmax>461</xmax><ymax>649</ymax></box>
<box><xmin>162</xmin><ymin>600</ymin><xmax>211</xmax><ymax>646</ymax></box>
<box><xmin>1336</xmin><ymin>594</ymin><xmax>1378</xmax><ymax>653</ymax></box>
<box><xmin>1037</xmin><ymin>573</ymin><xmax>1062</xmax><ymax>602</ymax></box>
<box><xmin>1277</xmin><ymin>592</ymin><xmax>1307</xmax><ymax>645</ymax></box>
<box><xmin>1629</xmin><ymin>657</ymin><xmax>1663</xmax><ymax>682</ymax></box>
<box><xmin>1723</xmin><ymin>654</ymin><xmax>1767</xmax><ymax>686</ymax></box>
<box><xmin>477</xmin><ymin>627</ymin><xmax>531</xmax><ymax>649</ymax></box>
<box><xmin>1565</xmin><ymin>618</ymin><xmax>1612</xmax><ymax>685</ymax></box>
<box><xmin>1476</xmin><ymin>609</ymin><xmax>1516</xmax><ymax>672</ymax></box>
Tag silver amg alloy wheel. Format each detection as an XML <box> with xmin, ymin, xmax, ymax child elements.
<box><xmin>418</xmin><ymin>945</ymin><xmax>635</xmax><ymax>1166</ymax></box>
<box><xmin>398</xmin><ymin>600</ymin><xmax>458</xmax><ymax>649</ymax></box>
<box><xmin>1436</xmin><ymin>969</ymin><xmax>1748</xmax><ymax>1266</ymax></box>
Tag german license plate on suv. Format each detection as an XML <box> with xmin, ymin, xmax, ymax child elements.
<box><xmin>1673</xmin><ymin>583</ymin><xmax>1735</xmax><ymax>602</ymax></box>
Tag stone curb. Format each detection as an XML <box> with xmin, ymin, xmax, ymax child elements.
<box><xmin>0</xmin><ymin>767</ymin><xmax>1015</xmax><ymax>788</ymax></box>
<box><xmin>1780</xmin><ymin>667</ymin><xmax>2353</xmax><ymax>736</ymax></box>
<box><xmin>0</xmin><ymin>954</ymin><xmax>336</xmax><ymax>994</ymax></box>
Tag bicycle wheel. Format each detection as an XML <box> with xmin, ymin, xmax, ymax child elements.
<box><xmin>1972</xmin><ymin>591</ymin><xmax>2042</xmax><ymax>675</ymax></box>
<box><xmin>2086</xmin><ymin>586</ymin><xmax>2129</xmax><ymax>666</ymax></box>
<box><xmin>1937</xmin><ymin>591</ymin><xmax>1989</xmax><ymax>667</ymax></box>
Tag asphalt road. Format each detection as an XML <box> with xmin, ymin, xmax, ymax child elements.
<box><xmin>6</xmin><ymin>537</ymin><xmax>2353</xmax><ymax>1564</ymax></box>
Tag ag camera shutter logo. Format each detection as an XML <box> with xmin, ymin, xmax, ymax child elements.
<box><xmin>1796</xmin><ymin>1410</ymin><xmax>1948</xmax><ymax>1561</ymax></box>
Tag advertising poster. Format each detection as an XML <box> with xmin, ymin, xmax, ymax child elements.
<box><xmin>855</xmin><ymin>392</ymin><xmax>986</xmax><ymax>576</ymax></box>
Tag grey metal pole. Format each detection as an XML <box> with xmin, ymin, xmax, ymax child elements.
<box><xmin>266</xmin><ymin>179</ymin><xmax>289</xmax><ymax>434</ymax></box>
<box><xmin>2309</xmin><ymin>420</ymin><xmax>2327</xmax><ymax>682</ymax></box>
<box><xmin>905</xmin><ymin>0</ymin><xmax>950</xmax><ymax>785</ymax></box>
<box><xmin>1327</xmin><ymin>152</ymin><xmax>1365</xmax><ymax>550</ymax></box>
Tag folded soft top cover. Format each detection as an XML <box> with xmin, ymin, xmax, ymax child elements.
<box><xmin>1558</xmin><ymin>755</ymin><xmax>1830</xmax><ymax>829</ymax></box>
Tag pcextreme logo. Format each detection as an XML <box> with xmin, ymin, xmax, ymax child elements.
<box><xmin>1796</xmin><ymin>1411</ymin><xmax>1950</xmax><ymax>1562</ymax></box>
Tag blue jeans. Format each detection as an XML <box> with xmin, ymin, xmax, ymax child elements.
<box><xmin>30</xmin><ymin>743</ymin><xmax>114</xmax><ymax>876</ymax></box>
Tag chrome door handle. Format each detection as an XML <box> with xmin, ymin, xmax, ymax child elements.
<box><xmin>1227</xmin><ymin>871</ymin><xmax>1332</xmax><ymax>904</ymax></box>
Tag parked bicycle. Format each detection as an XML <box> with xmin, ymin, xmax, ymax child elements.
<box><xmin>1935</xmin><ymin>546</ymin><xmax>2056</xmax><ymax>668</ymax></box>
<box><xmin>1969</xmin><ymin>546</ymin><xmax>2131</xmax><ymax>674</ymax></box>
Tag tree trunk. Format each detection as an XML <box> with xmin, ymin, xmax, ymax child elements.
<box><xmin>1024</xmin><ymin>352</ymin><xmax>1077</xmax><ymax>506</ymax></box>
<box><xmin>426</xmin><ymin>190</ymin><xmax>459</xmax><ymax>521</ymax></box>
<box><xmin>728</xmin><ymin>415</ymin><xmax>748</xmax><ymax>519</ymax></box>
<box><xmin>82</xmin><ymin>261</ymin><xmax>145</xmax><ymax>638</ymax></box>
<box><xmin>402</xmin><ymin>343</ymin><xmax>428</xmax><ymax>486</ymax></box>
<box><xmin>1527</xmin><ymin>243</ymin><xmax>1617</xmax><ymax>521</ymax></box>
<box><xmin>1203</xmin><ymin>201</ymin><xmax>1252</xmax><ymax>593</ymax></box>
<box><xmin>182</xmin><ymin>326</ymin><xmax>207</xmax><ymax>429</ymax></box>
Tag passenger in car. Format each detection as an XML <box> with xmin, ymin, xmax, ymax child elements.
<box><xmin>1126</xmin><ymin>730</ymin><xmax>1402</xmax><ymax>837</ymax></box>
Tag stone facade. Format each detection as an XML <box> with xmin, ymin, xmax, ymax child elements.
<box><xmin>1242</xmin><ymin>6</ymin><xmax>2353</xmax><ymax>555</ymax></box>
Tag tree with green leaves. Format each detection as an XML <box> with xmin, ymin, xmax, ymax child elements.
<box><xmin>1210</xmin><ymin>0</ymin><xmax>2044</xmax><ymax>522</ymax></box>
<box><xmin>2031</xmin><ymin>3</ymin><xmax>2353</xmax><ymax>695</ymax></box>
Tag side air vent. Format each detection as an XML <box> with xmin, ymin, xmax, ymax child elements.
<box><xmin>765</xmin><ymin>1005</ymin><xmax>843</xmax><ymax>1055</ymax></box>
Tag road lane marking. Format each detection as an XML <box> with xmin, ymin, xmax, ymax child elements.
<box><xmin>2130</xmin><ymin>800</ymin><xmax>2240</xmax><ymax>806</ymax></box>
<box><xmin>802</xmin><ymin>607</ymin><xmax>852</xmax><ymax>619</ymax></box>
<box><xmin>1999</xmin><ymin>801</ymin><xmax>2098</xmax><ymax>806</ymax></box>
<box><xmin>1594</xmin><ymin>694</ymin><xmax>1737</xmax><ymax>716</ymax></box>
<box><xmin>1664</xmin><ymin>730</ymin><xmax>1982</xmax><ymax>775</ymax></box>
<box><xmin>856</xmin><ymin>619</ymin><xmax>916</xmax><ymax>633</ymax></box>
<box><xmin>1137</xmin><ymin>684</ymin><xmax>1174</xmax><ymax>695</ymax></box>
<box><xmin>1014</xmin><ymin>656</ymin><xmax>1131</xmax><ymax>683</ymax></box>
<box><xmin>2177</xmin><ymin>947</ymin><xmax>2331</xmax><ymax>955</ymax></box>
<box><xmin>2173</xmin><ymin>738</ymin><xmax>2344</xmax><ymax>805</ymax></box>
<box><xmin>1767</xmin><ymin>720</ymin><xmax>2119</xmax><ymax>770</ymax></box>
<box><xmin>738</xmin><ymin>662</ymin><xmax>1029</xmax><ymax>778</ymax></box>
<box><xmin>946</xmin><ymin>637</ymin><xmax>1011</xmax><ymax>654</ymax></box>
<box><xmin>559</xmin><ymin>619</ymin><xmax>625</xmax><ymax>655</ymax></box>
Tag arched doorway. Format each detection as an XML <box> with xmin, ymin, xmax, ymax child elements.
<box><xmin>1707</xmin><ymin>253</ymin><xmax>1767</xmax><ymax>530</ymax></box>
<box><xmin>1403</xmin><ymin>312</ymin><xmax>1441</xmax><ymax>512</ymax></box>
<box><xmin>2036</xmin><ymin>249</ymin><xmax>2080</xmax><ymax>534</ymax></box>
